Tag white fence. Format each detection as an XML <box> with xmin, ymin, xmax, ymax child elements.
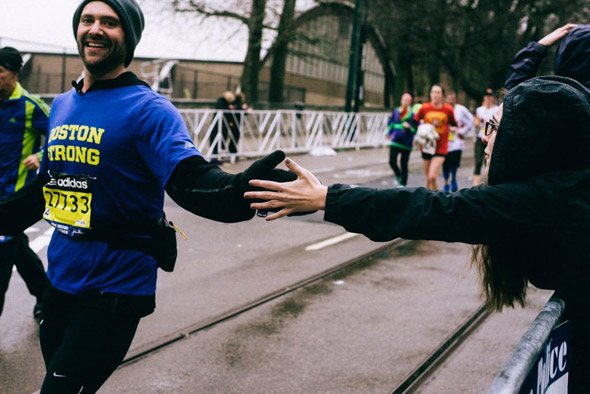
<box><xmin>179</xmin><ymin>109</ymin><xmax>390</xmax><ymax>160</ymax></box>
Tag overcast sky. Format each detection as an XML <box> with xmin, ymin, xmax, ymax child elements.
<box><xmin>0</xmin><ymin>0</ymin><xmax>248</xmax><ymax>61</ymax></box>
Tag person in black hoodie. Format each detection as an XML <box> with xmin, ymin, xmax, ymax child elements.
<box><xmin>505</xmin><ymin>23</ymin><xmax>589</xmax><ymax>90</ymax></box>
<box><xmin>246</xmin><ymin>76</ymin><xmax>590</xmax><ymax>392</ymax></box>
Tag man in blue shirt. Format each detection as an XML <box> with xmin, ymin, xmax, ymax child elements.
<box><xmin>0</xmin><ymin>46</ymin><xmax>49</xmax><ymax>321</ymax></box>
<box><xmin>0</xmin><ymin>1</ymin><xmax>294</xmax><ymax>392</ymax></box>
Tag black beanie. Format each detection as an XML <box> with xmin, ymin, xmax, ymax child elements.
<box><xmin>0</xmin><ymin>47</ymin><xmax>23</xmax><ymax>72</ymax></box>
<box><xmin>487</xmin><ymin>76</ymin><xmax>590</xmax><ymax>185</ymax></box>
<box><xmin>72</xmin><ymin>0</ymin><xmax>144</xmax><ymax>67</ymax></box>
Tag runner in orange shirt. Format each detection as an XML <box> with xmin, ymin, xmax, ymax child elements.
<box><xmin>412</xmin><ymin>85</ymin><xmax>457</xmax><ymax>190</ymax></box>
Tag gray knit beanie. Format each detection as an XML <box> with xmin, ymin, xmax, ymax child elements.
<box><xmin>72</xmin><ymin>0</ymin><xmax>144</xmax><ymax>67</ymax></box>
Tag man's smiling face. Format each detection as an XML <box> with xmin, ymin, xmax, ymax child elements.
<box><xmin>76</xmin><ymin>1</ymin><xmax>127</xmax><ymax>76</ymax></box>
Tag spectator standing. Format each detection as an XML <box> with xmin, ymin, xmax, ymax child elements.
<box><xmin>228</xmin><ymin>92</ymin><xmax>249</xmax><ymax>157</ymax></box>
<box><xmin>210</xmin><ymin>90</ymin><xmax>235</xmax><ymax>164</ymax></box>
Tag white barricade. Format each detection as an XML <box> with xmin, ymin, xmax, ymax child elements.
<box><xmin>178</xmin><ymin>109</ymin><xmax>390</xmax><ymax>160</ymax></box>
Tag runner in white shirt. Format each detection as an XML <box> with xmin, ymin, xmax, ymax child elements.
<box><xmin>473</xmin><ymin>89</ymin><xmax>498</xmax><ymax>185</ymax></box>
<box><xmin>443</xmin><ymin>92</ymin><xmax>474</xmax><ymax>192</ymax></box>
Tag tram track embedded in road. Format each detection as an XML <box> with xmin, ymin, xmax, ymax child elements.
<box><xmin>390</xmin><ymin>304</ymin><xmax>491</xmax><ymax>394</ymax></box>
<box><xmin>120</xmin><ymin>238</ymin><xmax>408</xmax><ymax>367</ymax></box>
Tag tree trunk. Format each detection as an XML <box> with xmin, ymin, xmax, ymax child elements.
<box><xmin>394</xmin><ymin>51</ymin><xmax>414</xmax><ymax>100</ymax></box>
<box><xmin>241</xmin><ymin>0</ymin><xmax>266</xmax><ymax>104</ymax></box>
<box><xmin>268</xmin><ymin>0</ymin><xmax>296</xmax><ymax>104</ymax></box>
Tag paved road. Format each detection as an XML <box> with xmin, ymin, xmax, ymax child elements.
<box><xmin>0</xmin><ymin>143</ymin><xmax>552</xmax><ymax>393</ymax></box>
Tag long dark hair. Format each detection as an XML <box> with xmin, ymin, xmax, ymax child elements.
<box><xmin>472</xmin><ymin>243</ymin><xmax>528</xmax><ymax>311</ymax></box>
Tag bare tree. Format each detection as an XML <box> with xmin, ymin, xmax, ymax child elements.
<box><xmin>161</xmin><ymin>1</ymin><xmax>329</xmax><ymax>104</ymax></box>
<box><xmin>242</xmin><ymin>0</ymin><xmax>266</xmax><ymax>102</ymax></box>
<box><xmin>163</xmin><ymin>0</ymin><xmax>270</xmax><ymax>102</ymax></box>
<box><xmin>268</xmin><ymin>0</ymin><xmax>296</xmax><ymax>103</ymax></box>
<box><xmin>151</xmin><ymin>0</ymin><xmax>395</xmax><ymax>106</ymax></box>
<box><xmin>263</xmin><ymin>1</ymin><xmax>394</xmax><ymax>105</ymax></box>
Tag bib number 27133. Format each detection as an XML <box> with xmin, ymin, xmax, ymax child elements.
<box><xmin>43</xmin><ymin>174</ymin><xmax>94</xmax><ymax>236</ymax></box>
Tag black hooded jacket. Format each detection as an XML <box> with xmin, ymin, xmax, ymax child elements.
<box><xmin>505</xmin><ymin>25</ymin><xmax>590</xmax><ymax>90</ymax></box>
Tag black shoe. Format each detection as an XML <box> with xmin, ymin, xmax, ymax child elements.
<box><xmin>33</xmin><ymin>302</ymin><xmax>43</xmax><ymax>321</ymax></box>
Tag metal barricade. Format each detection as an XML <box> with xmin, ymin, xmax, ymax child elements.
<box><xmin>488</xmin><ymin>294</ymin><xmax>566</xmax><ymax>394</ymax></box>
<box><xmin>178</xmin><ymin>109</ymin><xmax>389</xmax><ymax>160</ymax></box>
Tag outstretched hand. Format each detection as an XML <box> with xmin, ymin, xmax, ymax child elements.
<box><xmin>538</xmin><ymin>23</ymin><xmax>578</xmax><ymax>47</ymax></box>
<box><xmin>244</xmin><ymin>158</ymin><xmax>328</xmax><ymax>221</ymax></box>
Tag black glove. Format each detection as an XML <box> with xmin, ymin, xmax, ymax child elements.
<box><xmin>238</xmin><ymin>150</ymin><xmax>298</xmax><ymax>217</ymax></box>
<box><xmin>239</xmin><ymin>150</ymin><xmax>297</xmax><ymax>195</ymax></box>
<box><xmin>240</xmin><ymin>151</ymin><xmax>316</xmax><ymax>218</ymax></box>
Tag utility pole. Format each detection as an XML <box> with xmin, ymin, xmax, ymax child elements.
<box><xmin>344</xmin><ymin>0</ymin><xmax>362</xmax><ymax>112</ymax></box>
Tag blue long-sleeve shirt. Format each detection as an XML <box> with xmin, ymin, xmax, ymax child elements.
<box><xmin>0</xmin><ymin>82</ymin><xmax>49</xmax><ymax>197</ymax></box>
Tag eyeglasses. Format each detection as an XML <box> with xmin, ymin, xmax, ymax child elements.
<box><xmin>484</xmin><ymin>119</ymin><xmax>499</xmax><ymax>136</ymax></box>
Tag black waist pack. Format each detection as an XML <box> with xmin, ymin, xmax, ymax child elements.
<box><xmin>83</xmin><ymin>215</ymin><xmax>181</xmax><ymax>273</ymax></box>
<box><xmin>151</xmin><ymin>216</ymin><xmax>178</xmax><ymax>272</ymax></box>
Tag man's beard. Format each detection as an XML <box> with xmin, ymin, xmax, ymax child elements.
<box><xmin>78</xmin><ymin>34</ymin><xmax>127</xmax><ymax>77</ymax></box>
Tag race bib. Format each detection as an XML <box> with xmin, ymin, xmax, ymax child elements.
<box><xmin>43</xmin><ymin>174</ymin><xmax>94</xmax><ymax>237</ymax></box>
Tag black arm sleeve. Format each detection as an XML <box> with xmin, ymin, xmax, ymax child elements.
<box><xmin>323</xmin><ymin>174</ymin><xmax>580</xmax><ymax>244</ymax></box>
<box><xmin>0</xmin><ymin>175</ymin><xmax>47</xmax><ymax>234</ymax></box>
<box><xmin>165</xmin><ymin>155</ymin><xmax>254</xmax><ymax>223</ymax></box>
<box><xmin>505</xmin><ymin>42</ymin><xmax>548</xmax><ymax>90</ymax></box>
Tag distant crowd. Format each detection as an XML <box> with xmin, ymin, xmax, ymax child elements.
<box><xmin>385</xmin><ymin>86</ymin><xmax>498</xmax><ymax>192</ymax></box>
